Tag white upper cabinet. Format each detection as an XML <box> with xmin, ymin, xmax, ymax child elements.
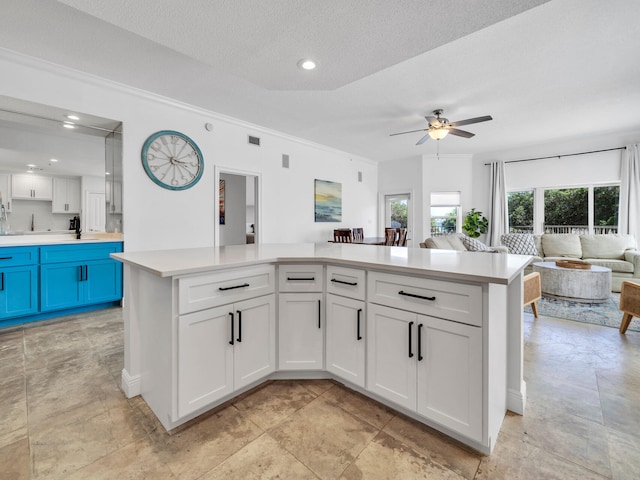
<box><xmin>52</xmin><ymin>177</ymin><xmax>81</xmax><ymax>213</ymax></box>
<box><xmin>12</xmin><ymin>174</ymin><xmax>53</xmax><ymax>201</ymax></box>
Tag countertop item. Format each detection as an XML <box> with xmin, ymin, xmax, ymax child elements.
<box><xmin>111</xmin><ymin>242</ymin><xmax>531</xmax><ymax>285</ymax></box>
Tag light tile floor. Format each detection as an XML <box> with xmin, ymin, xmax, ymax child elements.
<box><xmin>1</xmin><ymin>307</ymin><xmax>639</xmax><ymax>479</ymax></box>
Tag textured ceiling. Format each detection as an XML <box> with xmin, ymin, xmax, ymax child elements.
<box><xmin>1</xmin><ymin>0</ymin><xmax>639</xmax><ymax>169</ymax></box>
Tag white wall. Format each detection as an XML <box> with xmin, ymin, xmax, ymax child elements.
<box><xmin>1</xmin><ymin>50</ymin><xmax>378</xmax><ymax>252</ymax></box>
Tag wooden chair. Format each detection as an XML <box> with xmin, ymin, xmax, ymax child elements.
<box><xmin>333</xmin><ymin>229</ymin><xmax>353</xmax><ymax>243</ymax></box>
<box><xmin>619</xmin><ymin>281</ymin><xmax>640</xmax><ymax>334</ymax></box>
<box><xmin>384</xmin><ymin>228</ymin><xmax>397</xmax><ymax>246</ymax></box>
<box><xmin>396</xmin><ymin>228</ymin><xmax>407</xmax><ymax>246</ymax></box>
<box><xmin>523</xmin><ymin>272</ymin><xmax>541</xmax><ymax>318</ymax></box>
<box><xmin>352</xmin><ymin>227</ymin><xmax>364</xmax><ymax>242</ymax></box>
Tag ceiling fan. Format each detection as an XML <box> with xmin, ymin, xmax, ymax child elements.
<box><xmin>390</xmin><ymin>109</ymin><xmax>493</xmax><ymax>145</ymax></box>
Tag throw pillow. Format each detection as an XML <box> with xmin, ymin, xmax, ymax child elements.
<box><xmin>501</xmin><ymin>234</ymin><xmax>539</xmax><ymax>255</ymax></box>
<box><xmin>461</xmin><ymin>236</ymin><xmax>491</xmax><ymax>252</ymax></box>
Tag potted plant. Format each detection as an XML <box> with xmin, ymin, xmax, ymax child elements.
<box><xmin>462</xmin><ymin>208</ymin><xmax>488</xmax><ymax>238</ymax></box>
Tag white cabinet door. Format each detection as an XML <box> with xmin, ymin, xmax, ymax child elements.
<box><xmin>416</xmin><ymin>315</ymin><xmax>483</xmax><ymax>441</ymax></box>
<box><xmin>52</xmin><ymin>178</ymin><xmax>80</xmax><ymax>213</ymax></box>
<box><xmin>0</xmin><ymin>174</ymin><xmax>12</xmax><ymax>212</ymax></box>
<box><xmin>367</xmin><ymin>303</ymin><xmax>417</xmax><ymax>410</ymax></box>
<box><xmin>326</xmin><ymin>294</ymin><xmax>365</xmax><ymax>387</ymax></box>
<box><xmin>178</xmin><ymin>305</ymin><xmax>234</xmax><ymax>418</ymax></box>
<box><xmin>278</xmin><ymin>293</ymin><xmax>323</xmax><ymax>370</ymax></box>
<box><xmin>12</xmin><ymin>174</ymin><xmax>52</xmax><ymax>200</ymax></box>
<box><xmin>233</xmin><ymin>294</ymin><xmax>276</xmax><ymax>389</ymax></box>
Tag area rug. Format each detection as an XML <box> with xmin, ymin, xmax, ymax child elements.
<box><xmin>524</xmin><ymin>293</ymin><xmax>640</xmax><ymax>332</ymax></box>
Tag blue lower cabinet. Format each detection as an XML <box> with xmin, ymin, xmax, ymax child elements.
<box><xmin>39</xmin><ymin>242</ymin><xmax>123</xmax><ymax>314</ymax></box>
<box><xmin>0</xmin><ymin>265</ymin><xmax>38</xmax><ymax>319</ymax></box>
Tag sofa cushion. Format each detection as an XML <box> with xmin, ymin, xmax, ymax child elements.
<box><xmin>461</xmin><ymin>236</ymin><xmax>492</xmax><ymax>252</ymax></box>
<box><xmin>580</xmin><ymin>234</ymin><xmax>637</xmax><ymax>260</ymax></box>
<box><xmin>541</xmin><ymin>234</ymin><xmax>582</xmax><ymax>258</ymax></box>
<box><xmin>501</xmin><ymin>234</ymin><xmax>539</xmax><ymax>255</ymax></box>
<box><xmin>584</xmin><ymin>258</ymin><xmax>635</xmax><ymax>273</ymax></box>
<box><xmin>424</xmin><ymin>235</ymin><xmax>466</xmax><ymax>251</ymax></box>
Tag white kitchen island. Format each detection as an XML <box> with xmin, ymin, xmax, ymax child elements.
<box><xmin>112</xmin><ymin>243</ymin><xmax>531</xmax><ymax>454</ymax></box>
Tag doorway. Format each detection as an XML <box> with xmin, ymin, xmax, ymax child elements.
<box><xmin>216</xmin><ymin>167</ymin><xmax>260</xmax><ymax>246</ymax></box>
<box><xmin>383</xmin><ymin>193</ymin><xmax>412</xmax><ymax>246</ymax></box>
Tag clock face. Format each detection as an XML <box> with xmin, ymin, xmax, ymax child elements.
<box><xmin>141</xmin><ymin>130</ymin><xmax>204</xmax><ymax>190</ymax></box>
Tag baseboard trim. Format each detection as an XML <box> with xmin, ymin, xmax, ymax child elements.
<box><xmin>121</xmin><ymin>369</ymin><xmax>141</xmax><ymax>398</ymax></box>
<box><xmin>507</xmin><ymin>382</ymin><xmax>527</xmax><ymax>415</ymax></box>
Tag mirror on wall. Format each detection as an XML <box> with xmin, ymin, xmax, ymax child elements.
<box><xmin>0</xmin><ymin>96</ymin><xmax>122</xmax><ymax>234</ymax></box>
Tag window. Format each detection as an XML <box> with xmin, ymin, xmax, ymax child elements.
<box><xmin>430</xmin><ymin>192</ymin><xmax>460</xmax><ymax>235</ymax></box>
<box><xmin>508</xmin><ymin>190</ymin><xmax>534</xmax><ymax>233</ymax></box>
<box><xmin>509</xmin><ymin>183</ymin><xmax>620</xmax><ymax>235</ymax></box>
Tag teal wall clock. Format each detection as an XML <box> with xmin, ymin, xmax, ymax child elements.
<box><xmin>141</xmin><ymin>130</ymin><xmax>204</xmax><ymax>190</ymax></box>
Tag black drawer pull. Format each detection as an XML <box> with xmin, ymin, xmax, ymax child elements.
<box><xmin>399</xmin><ymin>290</ymin><xmax>435</xmax><ymax>301</ymax></box>
<box><xmin>418</xmin><ymin>323</ymin><xmax>424</xmax><ymax>361</ymax></box>
<box><xmin>408</xmin><ymin>321</ymin><xmax>414</xmax><ymax>358</ymax></box>
<box><xmin>0</xmin><ymin>257</ymin><xmax>13</xmax><ymax>260</ymax></box>
<box><xmin>331</xmin><ymin>278</ymin><xmax>357</xmax><ymax>286</ymax></box>
<box><xmin>219</xmin><ymin>283</ymin><xmax>250</xmax><ymax>291</ymax></box>
<box><xmin>357</xmin><ymin>308</ymin><xmax>363</xmax><ymax>340</ymax></box>
<box><xmin>229</xmin><ymin>312</ymin><xmax>235</xmax><ymax>345</ymax></box>
<box><xmin>287</xmin><ymin>276</ymin><xmax>315</xmax><ymax>281</ymax></box>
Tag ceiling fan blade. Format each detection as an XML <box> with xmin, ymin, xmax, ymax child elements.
<box><xmin>416</xmin><ymin>133</ymin><xmax>430</xmax><ymax>145</ymax></box>
<box><xmin>449</xmin><ymin>115</ymin><xmax>493</xmax><ymax>128</ymax></box>
<box><xmin>448</xmin><ymin>128</ymin><xmax>475</xmax><ymax>138</ymax></box>
<box><xmin>390</xmin><ymin>128</ymin><xmax>427</xmax><ymax>137</ymax></box>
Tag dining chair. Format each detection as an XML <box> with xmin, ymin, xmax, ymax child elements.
<box><xmin>396</xmin><ymin>228</ymin><xmax>407</xmax><ymax>246</ymax></box>
<box><xmin>619</xmin><ymin>281</ymin><xmax>640</xmax><ymax>333</ymax></box>
<box><xmin>384</xmin><ymin>228</ymin><xmax>397</xmax><ymax>246</ymax></box>
<box><xmin>352</xmin><ymin>227</ymin><xmax>364</xmax><ymax>242</ymax></box>
<box><xmin>334</xmin><ymin>229</ymin><xmax>353</xmax><ymax>243</ymax></box>
<box><xmin>523</xmin><ymin>272</ymin><xmax>542</xmax><ymax>318</ymax></box>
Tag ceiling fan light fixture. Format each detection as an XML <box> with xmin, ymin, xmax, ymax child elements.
<box><xmin>428</xmin><ymin>128</ymin><xmax>449</xmax><ymax>140</ymax></box>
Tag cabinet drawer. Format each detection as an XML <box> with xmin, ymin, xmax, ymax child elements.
<box><xmin>326</xmin><ymin>265</ymin><xmax>366</xmax><ymax>300</ymax></box>
<box><xmin>368</xmin><ymin>271</ymin><xmax>482</xmax><ymax>327</ymax></box>
<box><xmin>278</xmin><ymin>264</ymin><xmax>324</xmax><ymax>292</ymax></box>
<box><xmin>178</xmin><ymin>265</ymin><xmax>275</xmax><ymax>314</ymax></box>
<box><xmin>40</xmin><ymin>242</ymin><xmax>123</xmax><ymax>263</ymax></box>
<box><xmin>0</xmin><ymin>247</ymin><xmax>38</xmax><ymax>267</ymax></box>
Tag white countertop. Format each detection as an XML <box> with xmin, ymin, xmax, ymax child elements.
<box><xmin>0</xmin><ymin>232</ymin><xmax>124</xmax><ymax>246</ymax></box>
<box><xmin>111</xmin><ymin>243</ymin><xmax>532</xmax><ymax>285</ymax></box>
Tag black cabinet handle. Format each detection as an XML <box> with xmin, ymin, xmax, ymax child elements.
<box><xmin>418</xmin><ymin>323</ymin><xmax>424</xmax><ymax>361</ymax></box>
<box><xmin>84</xmin><ymin>265</ymin><xmax>89</xmax><ymax>281</ymax></box>
<box><xmin>318</xmin><ymin>299</ymin><xmax>321</xmax><ymax>329</ymax></box>
<box><xmin>287</xmin><ymin>277</ymin><xmax>315</xmax><ymax>281</ymax></box>
<box><xmin>0</xmin><ymin>257</ymin><xmax>13</xmax><ymax>260</ymax></box>
<box><xmin>399</xmin><ymin>290</ymin><xmax>435</xmax><ymax>301</ymax></box>
<box><xmin>236</xmin><ymin>310</ymin><xmax>242</xmax><ymax>343</ymax></box>
<box><xmin>219</xmin><ymin>283</ymin><xmax>250</xmax><ymax>291</ymax></box>
<box><xmin>357</xmin><ymin>308</ymin><xmax>362</xmax><ymax>340</ymax></box>
<box><xmin>408</xmin><ymin>321</ymin><xmax>414</xmax><ymax>358</ymax></box>
<box><xmin>330</xmin><ymin>278</ymin><xmax>357</xmax><ymax>286</ymax></box>
<box><xmin>229</xmin><ymin>312</ymin><xmax>235</xmax><ymax>345</ymax></box>
<box><xmin>0</xmin><ymin>272</ymin><xmax>4</xmax><ymax>291</ymax></box>
<box><xmin>78</xmin><ymin>265</ymin><xmax>84</xmax><ymax>281</ymax></box>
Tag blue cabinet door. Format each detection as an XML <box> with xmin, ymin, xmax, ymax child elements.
<box><xmin>0</xmin><ymin>265</ymin><xmax>38</xmax><ymax>319</ymax></box>
<box><xmin>85</xmin><ymin>259</ymin><xmax>122</xmax><ymax>304</ymax></box>
<box><xmin>40</xmin><ymin>262</ymin><xmax>84</xmax><ymax>311</ymax></box>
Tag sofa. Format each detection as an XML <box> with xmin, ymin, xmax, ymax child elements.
<box><xmin>420</xmin><ymin>233</ymin><xmax>509</xmax><ymax>253</ymax></box>
<box><xmin>500</xmin><ymin>233</ymin><xmax>640</xmax><ymax>292</ymax></box>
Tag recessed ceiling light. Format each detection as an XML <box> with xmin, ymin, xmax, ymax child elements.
<box><xmin>49</xmin><ymin>158</ymin><xmax>58</xmax><ymax>163</ymax></box>
<box><xmin>297</xmin><ymin>59</ymin><xmax>317</xmax><ymax>70</ymax></box>
<box><xmin>105</xmin><ymin>172</ymin><xmax>111</xmax><ymax>175</ymax></box>
<box><xmin>63</xmin><ymin>124</ymin><xmax>75</xmax><ymax>129</ymax></box>
<box><xmin>27</xmin><ymin>164</ymin><xmax>37</xmax><ymax>168</ymax></box>
<box><xmin>66</xmin><ymin>114</ymin><xmax>80</xmax><ymax>121</ymax></box>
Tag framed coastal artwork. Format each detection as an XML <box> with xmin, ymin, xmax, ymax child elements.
<box><xmin>219</xmin><ymin>179</ymin><xmax>225</xmax><ymax>225</ymax></box>
<box><xmin>314</xmin><ymin>179</ymin><xmax>342</xmax><ymax>222</ymax></box>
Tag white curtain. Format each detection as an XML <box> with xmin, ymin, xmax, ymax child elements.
<box><xmin>487</xmin><ymin>161</ymin><xmax>508</xmax><ymax>246</ymax></box>
<box><xmin>619</xmin><ymin>144</ymin><xmax>640</xmax><ymax>240</ymax></box>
